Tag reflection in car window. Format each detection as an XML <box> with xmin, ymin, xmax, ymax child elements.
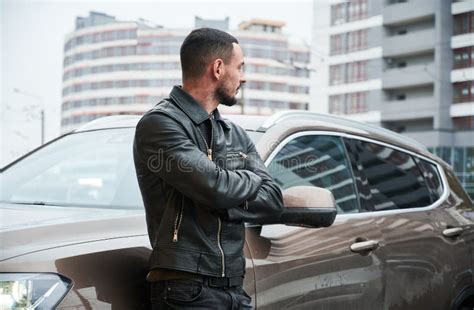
<box><xmin>414</xmin><ymin>157</ymin><xmax>443</xmax><ymax>202</ymax></box>
<box><xmin>345</xmin><ymin>139</ymin><xmax>433</xmax><ymax>211</ymax></box>
<box><xmin>267</xmin><ymin>135</ymin><xmax>359</xmax><ymax>213</ymax></box>
<box><xmin>0</xmin><ymin>128</ymin><xmax>143</xmax><ymax>209</ymax></box>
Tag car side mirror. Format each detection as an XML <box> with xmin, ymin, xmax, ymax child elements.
<box><xmin>280</xmin><ymin>186</ymin><xmax>337</xmax><ymax>228</ymax></box>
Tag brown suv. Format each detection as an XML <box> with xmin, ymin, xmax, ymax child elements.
<box><xmin>1</xmin><ymin>111</ymin><xmax>473</xmax><ymax>309</ymax></box>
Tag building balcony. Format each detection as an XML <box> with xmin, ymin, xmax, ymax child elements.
<box><xmin>381</xmin><ymin>96</ymin><xmax>435</xmax><ymax>121</ymax></box>
<box><xmin>402</xmin><ymin>130</ymin><xmax>454</xmax><ymax>148</ymax></box>
<box><xmin>452</xmin><ymin>0</ymin><xmax>474</xmax><ymax>15</ymax></box>
<box><xmin>382</xmin><ymin>64</ymin><xmax>435</xmax><ymax>89</ymax></box>
<box><xmin>451</xmin><ymin>102</ymin><xmax>474</xmax><ymax>117</ymax></box>
<box><xmin>383</xmin><ymin>0</ymin><xmax>435</xmax><ymax>26</ymax></box>
<box><xmin>383</xmin><ymin>29</ymin><xmax>435</xmax><ymax>58</ymax></box>
<box><xmin>403</xmin><ymin>130</ymin><xmax>472</xmax><ymax>148</ymax></box>
<box><xmin>451</xmin><ymin>67</ymin><xmax>474</xmax><ymax>83</ymax></box>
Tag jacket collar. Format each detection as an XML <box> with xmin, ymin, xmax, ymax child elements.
<box><xmin>169</xmin><ymin>85</ymin><xmax>230</xmax><ymax>130</ymax></box>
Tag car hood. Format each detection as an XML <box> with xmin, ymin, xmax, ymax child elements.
<box><xmin>0</xmin><ymin>202</ymin><xmax>147</xmax><ymax>261</ymax></box>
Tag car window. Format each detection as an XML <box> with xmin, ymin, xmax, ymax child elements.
<box><xmin>344</xmin><ymin>138</ymin><xmax>434</xmax><ymax>211</ymax></box>
<box><xmin>267</xmin><ymin>135</ymin><xmax>359</xmax><ymax>214</ymax></box>
<box><xmin>0</xmin><ymin>128</ymin><xmax>143</xmax><ymax>209</ymax></box>
<box><xmin>414</xmin><ymin>157</ymin><xmax>443</xmax><ymax>202</ymax></box>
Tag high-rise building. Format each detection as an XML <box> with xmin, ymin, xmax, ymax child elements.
<box><xmin>312</xmin><ymin>0</ymin><xmax>474</xmax><ymax>198</ymax></box>
<box><xmin>61</xmin><ymin>12</ymin><xmax>310</xmax><ymax>133</ymax></box>
<box><xmin>194</xmin><ymin>16</ymin><xmax>229</xmax><ymax>31</ymax></box>
<box><xmin>226</xmin><ymin>18</ymin><xmax>311</xmax><ymax>115</ymax></box>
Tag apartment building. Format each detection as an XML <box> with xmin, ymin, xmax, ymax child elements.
<box><xmin>61</xmin><ymin>12</ymin><xmax>310</xmax><ymax>132</ymax></box>
<box><xmin>312</xmin><ymin>0</ymin><xmax>474</xmax><ymax>198</ymax></box>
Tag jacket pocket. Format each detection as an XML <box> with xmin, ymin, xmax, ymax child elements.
<box><xmin>164</xmin><ymin>279</ymin><xmax>203</xmax><ymax>303</ymax></box>
<box><xmin>226</xmin><ymin>151</ymin><xmax>247</xmax><ymax>170</ymax></box>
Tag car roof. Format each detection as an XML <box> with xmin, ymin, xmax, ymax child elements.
<box><xmin>75</xmin><ymin>110</ymin><xmax>428</xmax><ymax>154</ymax></box>
<box><xmin>75</xmin><ymin>114</ymin><xmax>269</xmax><ymax>132</ymax></box>
<box><xmin>260</xmin><ymin>111</ymin><xmax>429</xmax><ymax>152</ymax></box>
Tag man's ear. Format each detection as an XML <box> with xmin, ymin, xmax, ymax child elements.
<box><xmin>213</xmin><ymin>59</ymin><xmax>224</xmax><ymax>81</ymax></box>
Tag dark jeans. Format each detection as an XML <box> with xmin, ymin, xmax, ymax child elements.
<box><xmin>150</xmin><ymin>278</ymin><xmax>253</xmax><ymax>310</ymax></box>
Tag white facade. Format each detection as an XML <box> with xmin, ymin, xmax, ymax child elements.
<box><xmin>61</xmin><ymin>13</ymin><xmax>310</xmax><ymax>132</ymax></box>
<box><xmin>311</xmin><ymin>0</ymin><xmax>474</xmax><ymax>198</ymax></box>
<box><xmin>311</xmin><ymin>0</ymin><xmax>383</xmax><ymax>124</ymax></box>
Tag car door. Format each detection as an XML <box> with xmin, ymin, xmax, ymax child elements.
<box><xmin>343</xmin><ymin>137</ymin><xmax>472</xmax><ymax>310</ymax></box>
<box><xmin>247</xmin><ymin>132</ymin><xmax>385</xmax><ymax>310</ymax></box>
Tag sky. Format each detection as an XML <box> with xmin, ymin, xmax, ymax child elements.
<box><xmin>0</xmin><ymin>0</ymin><xmax>315</xmax><ymax>167</ymax></box>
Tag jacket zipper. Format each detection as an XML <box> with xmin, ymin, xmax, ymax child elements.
<box><xmin>210</xmin><ymin>117</ymin><xmax>226</xmax><ymax>277</ymax></box>
<box><xmin>197</xmin><ymin>115</ymin><xmax>226</xmax><ymax>276</ymax></box>
<box><xmin>217</xmin><ymin>216</ymin><xmax>225</xmax><ymax>277</ymax></box>
<box><xmin>227</xmin><ymin>151</ymin><xmax>247</xmax><ymax>158</ymax></box>
<box><xmin>196</xmin><ymin>114</ymin><xmax>214</xmax><ymax>161</ymax></box>
<box><xmin>172</xmin><ymin>198</ymin><xmax>184</xmax><ymax>242</ymax></box>
<box><xmin>238</xmin><ymin>151</ymin><xmax>248</xmax><ymax>159</ymax></box>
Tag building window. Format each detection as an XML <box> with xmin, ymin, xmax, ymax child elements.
<box><xmin>453</xmin><ymin>81</ymin><xmax>474</xmax><ymax>103</ymax></box>
<box><xmin>290</xmin><ymin>51</ymin><xmax>310</xmax><ymax>63</ymax></box>
<box><xmin>397</xmin><ymin>61</ymin><xmax>407</xmax><ymax>68</ymax></box>
<box><xmin>331</xmin><ymin>29</ymin><xmax>367</xmax><ymax>55</ymax></box>
<box><xmin>330</xmin><ymin>92</ymin><xmax>368</xmax><ymax>115</ymax></box>
<box><xmin>453</xmin><ymin>116</ymin><xmax>474</xmax><ymax>130</ymax></box>
<box><xmin>347</xmin><ymin>0</ymin><xmax>368</xmax><ymax>23</ymax></box>
<box><xmin>429</xmin><ymin>146</ymin><xmax>474</xmax><ymax>199</ymax></box>
<box><xmin>270</xmin><ymin>83</ymin><xmax>286</xmax><ymax>92</ymax></box>
<box><xmin>346</xmin><ymin>92</ymin><xmax>368</xmax><ymax>113</ymax></box>
<box><xmin>330</xmin><ymin>64</ymin><xmax>344</xmax><ymax>85</ymax></box>
<box><xmin>329</xmin><ymin>95</ymin><xmax>344</xmax><ymax>114</ymax></box>
<box><xmin>453</xmin><ymin>46</ymin><xmax>474</xmax><ymax>69</ymax></box>
<box><xmin>330</xmin><ymin>0</ymin><xmax>368</xmax><ymax>26</ymax></box>
<box><xmin>397</xmin><ymin>29</ymin><xmax>408</xmax><ymax>35</ymax></box>
<box><xmin>347</xmin><ymin>60</ymin><xmax>368</xmax><ymax>83</ymax></box>
<box><xmin>396</xmin><ymin>94</ymin><xmax>406</xmax><ymax>100</ymax></box>
<box><xmin>347</xmin><ymin>29</ymin><xmax>368</xmax><ymax>53</ymax></box>
<box><xmin>330</xmin><ymin>34</ymin><xmax>344</xmax><ymax>55</ymax></box>
<box><xmin>454</xmin><ymin>12</ymin><xmax>474</xmax><ymax>35</ymax></box>
<box><xmin>330</xmin><ymin>61</ymin><xmax>368</xmax><ymax>85</ymax></box>
<box><xmin>331</xmin><ymin>3</ymin><xmax>346</xmax><ymax>26</ymax></box>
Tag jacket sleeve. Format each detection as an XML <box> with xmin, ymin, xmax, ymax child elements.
<box><xmin>134</xmin><ymin>112</ymin><xmax>262</xmax><ymax>209</ymax></box>
<box><xmin>226</xmin><ymin>134</ymin><xmax>284</xmax><ymax>223</ymax></box>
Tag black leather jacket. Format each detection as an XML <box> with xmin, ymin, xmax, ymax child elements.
<box><xmin>133</xmin><ymin>86</ymin><xmax>283</xmax><ymax>278</ymax></box>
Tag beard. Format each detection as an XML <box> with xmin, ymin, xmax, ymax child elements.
<box><xmin>214</xmin><ymin>83</ymin><xmax>238</xmax><ymax>107</ymax></box>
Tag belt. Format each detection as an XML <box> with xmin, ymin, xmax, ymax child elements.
<box><xmin>147</xmin><ymin>268</ymin><xmax>244</xmax><ymax>288</ymax></box>
<box><xmin>200</xmin><ymin>276</ymin><xmax>244</xmax><ymax>288</ymax></box>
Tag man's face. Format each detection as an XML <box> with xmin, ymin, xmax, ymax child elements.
<box><xmin>214</xmin><ymin>43</ymin><xmax>246</xmax><ymax>107</ymax></box>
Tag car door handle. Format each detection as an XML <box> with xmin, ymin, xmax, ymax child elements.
<box><xmin>350</xmin><ymin>240</ymin><xmax>379</xmax><ymax>253</ymax></box>
<box><xmin>442</xmin><ymin>227</ymin><xmax>463</xmax><ymax>238</ymax></box>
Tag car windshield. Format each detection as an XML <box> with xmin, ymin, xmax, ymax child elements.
<box><xmin>0</xmin><ymin>127</ymin><xmax>142</xmax><ymax>209</ymax></box>
<box><xmin>0</xmin><ymin>126</ymin><xmax>263</xmax><ymax>209</ymax></box>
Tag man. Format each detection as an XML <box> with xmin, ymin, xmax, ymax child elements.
<box><xmin>133</xmin><ymin>28</ymin><xmax>283</xmax><ymax>309</ymax></box>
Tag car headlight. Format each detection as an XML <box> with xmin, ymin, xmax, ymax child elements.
<box><xmin>0</xmin><ymin>273</ymin><xmax>73</xmax><ymax>309</ymax></box>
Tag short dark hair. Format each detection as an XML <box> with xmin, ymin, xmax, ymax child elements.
<box><xmin>180</xmin><ymin>28</ymin><xmax>239</xmax><ymax>81</ymax></box>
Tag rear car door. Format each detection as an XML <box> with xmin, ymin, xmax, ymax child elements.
<box><xmin>247</xmin><ymin>132</ymin><xmax>385</xmax><ymax>310</ymax></box>
<box><xmin>343</xmin><ymin>137</ymin><xmax>472</xmax><ymax>310</ymax></box>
